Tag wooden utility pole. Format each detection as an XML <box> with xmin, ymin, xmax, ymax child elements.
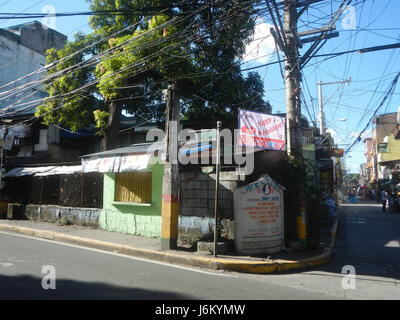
<box><xmin>161</xmin><ymin>84</ymin><xmax>180</xmax><ymax>250</ymax></box>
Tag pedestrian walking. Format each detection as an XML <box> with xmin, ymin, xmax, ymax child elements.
<box><xmin>387</xmin><ymin>192</ymin><xmax>394</xmax><ymax>213</ymax></box>
<box><xmin>381</xmin><ymin>189</ymin><xmax>388</xmax><ymax>212</ymax></box>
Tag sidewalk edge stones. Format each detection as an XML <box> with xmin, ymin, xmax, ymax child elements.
<box><xmin>0</xmin><ymin>220</ymin><xmax>337</xmax><ymax>274</ymax></box>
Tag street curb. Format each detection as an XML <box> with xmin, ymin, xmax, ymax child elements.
<box><xmin>0</xmin><ymin>220</ymin><xmax>338</xmax><ymax>274</ymax></box>
<box><xmin>329</xmin><ymin>209</ymin><xmax>340</xmax><ymax>249</ymax></box>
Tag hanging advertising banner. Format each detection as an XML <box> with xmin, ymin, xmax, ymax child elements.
<box><xmin>82</xmin><ymin>157</ymin><xmax>115</xmax><ymax>173</ymax></box>
<box><xmin>234</xmin><ymin>174</ymin><xmax>285</xmax><ymax>255</ymax></box>
<box><xmin>82</xmin><ymin>154</ymin><xmax>151</xmax><ymax>173</ymax></box>
<box><xmin>331</xmin><ymin>148</ymin><xmax>344</xmax><ymax>157</ymax></box>
<box><xmin>238</xmin><ymin>109</ymin><xmax>285</xmax><ymax>151</ymax></box>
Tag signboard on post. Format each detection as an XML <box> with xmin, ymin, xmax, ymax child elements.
<box><xmin>238</xmin><ymin>109</ymin><xmax>285</xmax><ymax>151</ymax></box>
<box><xmin>331</xmin><ymin>148</ymin><xmax>344</xmax><ymax>157</ymax></box>
<box><xmin>234</xmin><ymin>175</ymin><xmax>285</xmax><ymax>255</ymax></box>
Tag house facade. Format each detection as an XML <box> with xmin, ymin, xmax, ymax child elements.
<box><xmin>363</xmin><ymin>112</ymin><xmax>400</xmax><ymax>183</ymax></box>
<box><xmin>0</xmin><ymin>21</ymin><xmax>67</xmax><ymax>114</ymax></box>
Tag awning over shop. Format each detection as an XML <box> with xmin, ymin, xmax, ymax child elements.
<box><xmin>5</xmin><ymin>165</ymin><xmax>82</xmax><ymax>178</ymax></box>
<box><xmin>36</xmin><ymin>165</ymin><xmax>82</xmax><ymax>176</ymax></box>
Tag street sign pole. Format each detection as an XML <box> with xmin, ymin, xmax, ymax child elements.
<box><xmin>213</xmin><ymin>121</ymin><xmax>221</xmax><ymax>257</ymax></box>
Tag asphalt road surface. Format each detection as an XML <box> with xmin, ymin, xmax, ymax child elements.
<box><xmin>0</xmin><ymin>230</ymin><xmax>339</xmax><ymax>300</ymax></box>
<box><xmin>0</xmin><ymin>200</ymin><xmax>399</xmax><ymax>300</ymax></box>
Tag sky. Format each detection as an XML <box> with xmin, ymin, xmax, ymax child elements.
<box><xmin>0</xmin><ymin>0</ymin><xmax>399</xmax><ymax>174</ymax></box>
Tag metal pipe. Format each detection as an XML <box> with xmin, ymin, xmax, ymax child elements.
<box><xmin>213</xmin><ymin>121</ymin><xmax>221</xmax><ymax>257</ymax></box>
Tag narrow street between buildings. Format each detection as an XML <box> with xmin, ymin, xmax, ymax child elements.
<box><xmin>240</xmin><ymin>200</ymin><xmax>400</xmax><ymax>300</ymax></box>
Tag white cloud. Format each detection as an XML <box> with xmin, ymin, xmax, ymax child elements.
<box><xmin>350</xmin><ymin>132</ymin><xmax>359</xmax><ymax>138</ymax></box>
<box><xmin>243</xmin><ymin>22</ymin><xmax>277</xmax><ymax>64</ymax></box>
<box><xmin>349</xmin><ymin>130</ymin><xmax>371</xmax><ymax>140</ymax></box>
<box><xmin>326</xmin><ymin>128</ymin><xmax>337</xmax><ymax>140</ymax></box>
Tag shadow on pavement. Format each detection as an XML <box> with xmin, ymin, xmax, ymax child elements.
<box><xmin>0</xmin><ymin>274</ymin><xmax>194</xmax><ymax>300</ymax></box>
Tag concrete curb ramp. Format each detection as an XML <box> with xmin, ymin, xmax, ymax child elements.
<box><xmin>0</xmin><ymin>218</ymin><xmax>338</xmax><ymax>274</ymax></box>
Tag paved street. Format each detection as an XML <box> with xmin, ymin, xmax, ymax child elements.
<box><xmin>244</xmin><ymin>200</ymin><xmax>400</xmax><ymax>300</ymax></box>
<box><xmin>0</xmin><ymin>200</ymin><xmax>399</xmax><ymax>300</ymax></box>
<box><xmin>0</xmin><ymin>230</ymin><xmax>340</xmax><ymax>300</ymax></box>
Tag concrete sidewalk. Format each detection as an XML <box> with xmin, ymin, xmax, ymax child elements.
<box><xmin>0</xmin><ymin>214</ymin><xmax>339</xmax><ymax>274</ymax></box>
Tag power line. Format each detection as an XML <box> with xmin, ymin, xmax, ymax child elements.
<box><xmin>5</xmin><ymin>37</ymin><xmax>400</xmax><ymax>119</ymax></box>
<box><xmin>1</xmin><ymin>2</ymin><xmax>259</xmax><ymax>122</ymax></box>
<box><xmin>345</xmin><ymin>71</ymin><xmax>400</xmax><ymax>153</ymax></box>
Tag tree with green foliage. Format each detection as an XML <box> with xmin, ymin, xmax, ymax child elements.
<box><xmin>36</xmin><ymin>32</ymin><xmax>98</xmax><ymax>132</ymax></box>
<box><xmin>37</xmin><ymin>0</ymin><xmax>271</xmax><ymax>150</ymax></box>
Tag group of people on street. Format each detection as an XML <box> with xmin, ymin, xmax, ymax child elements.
<box><xmin>347</xmin><ymin>186</ymin><xmax>397</xmax><ymax>213</ymax></box>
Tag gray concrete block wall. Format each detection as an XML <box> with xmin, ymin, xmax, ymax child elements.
<box><xmin>180</xmin><ymin>170</ymin><xmax>245</xmax><ymax>219</ymax></box>
<box><xmin>25</xmin><ymin>204</ymin><xmax>100</xmax><ymax>228</ymax></box>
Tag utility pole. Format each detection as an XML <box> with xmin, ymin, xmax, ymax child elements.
<box><xmin>283</xmin><ymin>0</ymin><xmax>307</xmax><ymax>249</ymax></box>
<box><xmin>268</xmin><ymin>0</ymin><xmax>344</xmax><ymax>249</ymax></box>
<box><xmin>318</xmin><ymin>78</ymin><xmax>351</xmax><ymax>135</ymax></box>
<box><xmin>318</xmin><ymin>81</ymin><xmax>324</xmax><ymax>135</ymax></box>
<box><xmin>161</xmin><ymin>84</ymin><xmax>180</xmax><ymax>250</ymax></box>
<box><xmin>283</xmin><ymin>0</ymin><xmax>302</xmax><ymax>158</ymax></box>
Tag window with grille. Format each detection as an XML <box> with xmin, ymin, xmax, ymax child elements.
<box><xmin>378</xmin><ymin>143</ymin><xmax>388</xmax><ymax>153</ymax></box>
<box><xmin>114</xmin><ymin>172</ymin><xmax>152</xmax><ymax>203</ymax></box>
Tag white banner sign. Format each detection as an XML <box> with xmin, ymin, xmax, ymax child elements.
<box><xmin>82</xmin><ymin>154</ymin><xmax>151</xmax><ymax>173</ymax></box>
<box><xmin>238</xmin><ymin>109</ymin><xmax>285</xmax><ymax>150</ymax></box>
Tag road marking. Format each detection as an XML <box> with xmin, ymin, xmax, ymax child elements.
<box><xmin>385</xmin><ymin>240</ymin><xmax>400</xmax><ymax>247</ymax></box>
<box><xmin>0</xmin><ymin>230</ymin><xmax>239</xmax><ymax>278</ymax></box>
<box><xmin>346</xmin><ymin>218</ymin><xmax>366</xmax><ymax>224</ymax></box>
<box><xmin>0</xmin><ymin>262</ymin><xmax>14</xmax><ymax>268</ymax></box>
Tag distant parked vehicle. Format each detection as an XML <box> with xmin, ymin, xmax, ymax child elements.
<box><xmin>358</xmin><ymin>186</ymin><xmax>370</xmax><ymax>200</ymax></box>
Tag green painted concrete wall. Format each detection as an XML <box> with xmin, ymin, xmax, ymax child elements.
<box><xmin>99</xmin><ymin>162</ymin><xmax>163</xmax><ymax>238</ymax></box>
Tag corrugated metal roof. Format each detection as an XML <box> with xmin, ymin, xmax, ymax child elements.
<box><xmin>81</xmin><ymin>141</ymin><xmax>165</xmax><ymax>159</ymax></box>
<box><xmin>5</xmin><ymin>166</ymin><xmax>56</xmax><ymax>177</ymax></box>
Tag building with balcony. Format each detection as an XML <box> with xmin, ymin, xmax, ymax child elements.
<box><xmin>363</xmin><ymin>112</ymin><xmax>400</xmax><ymax>183</ymax></box>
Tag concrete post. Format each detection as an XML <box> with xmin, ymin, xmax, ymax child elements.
<box><xmin>283</xmin><ymin>0</ymin><xmax>307</xmax><ymax>249</ymax></box>
<box><xmin>161</xmin><ymin>84</ymin><xmax>180</xmax><ymax>250</ymax></box>
<box><xmin>284</xmin><ymin>0</ymin><xmax>302</xmax><ymax>158</ymax></box>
